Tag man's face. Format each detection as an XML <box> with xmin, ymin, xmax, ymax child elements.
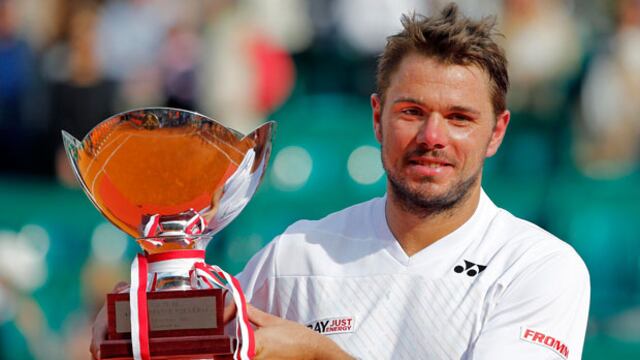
<box><xmin>372</xmin><ymin>53</ymin><xmax>509</xmax><ymax>215</ymax></box>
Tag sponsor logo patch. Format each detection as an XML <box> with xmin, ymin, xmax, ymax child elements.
<box><xmin>453</xmin><ymin>260</ymin><xmax>487</xmax><ymax>277</ymax></box>
<box><xmin>306</xmin><ymin>316</ymin><xmax>355</xmax><ymax>335</ymax></box>
<box><xmin>520</xmin><ymin>327</ymin><xmax>569</xmax><ymax>359</ymax></box>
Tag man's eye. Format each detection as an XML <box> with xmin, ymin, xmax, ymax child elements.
<box><xmin>449</xmin><ymin>113</ymin><xmax>471</xmax><ymax>121</ymax></box>
<box><xmin>401</xmin><ymin>108</ymin><xmax>422</xmax><ymax>116</ymax></box>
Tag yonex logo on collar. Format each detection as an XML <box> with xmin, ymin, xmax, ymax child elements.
<box><xmin>453</xmin><ymin>260</ymin><xmax>487</xmax><ymax>277</ymax></box>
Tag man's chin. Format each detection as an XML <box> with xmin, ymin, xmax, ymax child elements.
<box><xmin>387</xmin><ymin>170</ymin><xmax>480</xmax><ymax>217</ymax></box>
<box><xmin>402</xmin><ymin>180</ymin><xmax>451</xmax><ymax>197</ymax></box>
<box><xmin>391</xmin><ymin>182</ymin><xmax>455</xmax><ymax>210</ymax></box>
<box><xmin>402</xmin><ymin>191</ymin><xmax>459</xmax><ymax>209</ymax></box>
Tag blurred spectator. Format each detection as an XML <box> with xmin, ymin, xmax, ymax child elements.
<box><xmin>446</xmin><ymin>0</ymin><xmax>502</xmax><ymax>19</ymax></box>
<box><xmin>160</xmin><ymin>23</ymin><xmax>200</xmax><ymax>110</ymax></box>
<box><xmin>198</xmin><ymin>1</ymin><xmax>295</xmax><ymax>134</ymax></box>
<box><xmin>0</xmin><ymin>0</ymin><xmax>48</xmax><ymax>176</ymax></box>
<box><xmin>0</xmin><ymin>0</ymin><xmax>30</xmax><ymax>138</ymax></box>
<box><xmin>575</xmin><ymin>0</ymin><xmax>640</xmax><ymax>178</ymax></box>
<box><xmin>11</xmin><ymin>0</ymin><xmax>58</xmax><ymax>51</ymax></box>
<box><xmin>334</xmin><ymin>0</ymin><xmax>431</xmax><ymax>55</ymax></box>
<box><xmin>501</xmin><ymin>0</ymin><xmax>583</xmax><ymax>116</ymax></box>
<box><xmin>244</xmin><ymin>0</ymin><xmax>313</xmax><ymax>53</ymax></box>
<box><xmin>95</xmin><ymin>0</ymin><xmax>174</xmax><ymax>109</ymax></box>
<box><xmin>42</xmin><ymin>3</ymin><xmax>117</xmax><ymax>186</ymax></box>
<box><xmin>491</xmin><ymin>0</ymin><xmax>586</xmax><ymax>181</ymax></box>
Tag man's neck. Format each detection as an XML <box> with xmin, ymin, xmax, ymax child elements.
<box><xmin>385</xmin><ymin>186</ymin><xmax>481</xmax><ymax>257</ymax></box>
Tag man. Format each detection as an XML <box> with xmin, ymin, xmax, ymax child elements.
<box><xmin>240</xmin><ymin>4</ymin><xmax>589</xmax><ymax>359</ymax></box>
<box><xmin>90</xmin><ymin>4</ymin><xmax>589</xmax><ymax>360</ymax></box>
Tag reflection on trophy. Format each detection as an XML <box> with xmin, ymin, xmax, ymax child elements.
<box><xmin>62</xmin><ymin>108</ymin><xmax>274</xmax><ymax>359</ymax></box>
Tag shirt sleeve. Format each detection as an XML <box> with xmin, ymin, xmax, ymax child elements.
<box><xmin>235</xmin><ymin>237</ymin><xmax>279</xmax><ymax>314</ymax></box>
<box><xmin>469</xmin><ymin>248</ymin><xmax>590</xmax><ymax>360</ymax></box>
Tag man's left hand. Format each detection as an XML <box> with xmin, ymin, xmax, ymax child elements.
<box><xmin>248</xmin><ymin>305</ymin><xmax>354</xmax><ymax>360</ymax></box>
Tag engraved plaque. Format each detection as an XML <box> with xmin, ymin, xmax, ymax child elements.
<box><xmin>106</xmin><ymin>288</ymin><xmax>225</xmax><ymax>340</ymax></box>
<box><xmin>115</xmin><ymin>296</ymin><xmax>217</xmax><ymax>332</ymax></box>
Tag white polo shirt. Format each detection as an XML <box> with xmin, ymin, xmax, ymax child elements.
<box><xmin>237</xmin><ymin>190</ymin><xmax>590</xmax><ymax>359</ymax></box>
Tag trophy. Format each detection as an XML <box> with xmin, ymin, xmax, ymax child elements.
<box><xmin>62</xmin><ymin>108</ymin><xmax>274</xmax><ymax>359</ymax></box>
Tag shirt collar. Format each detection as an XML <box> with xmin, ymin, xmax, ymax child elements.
<box><xmin>373</xmin><ymin>189</ymin><xmax>498</xmax><ymax>266</ymax></box>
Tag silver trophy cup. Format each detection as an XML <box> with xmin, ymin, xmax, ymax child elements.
<box><xmin>62</xmin><ymin>108</ymin><xmax>274</xmax><ymax>358</ymax></box>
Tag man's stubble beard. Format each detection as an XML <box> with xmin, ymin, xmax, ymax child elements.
<box><xmin>383</xmin><ymin>149</ymin><xmax>482</xmax><ymax>219</ymax></box>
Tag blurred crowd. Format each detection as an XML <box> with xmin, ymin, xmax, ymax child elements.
<box><xmin>0</xmin><ymin>0</ymin><xmax>639</xmax><ymax>182</ymax></box>
<box><xmin>1</xmin><ymin>0</ymin><xmax>640</xmax><ymax>359</ymax></box>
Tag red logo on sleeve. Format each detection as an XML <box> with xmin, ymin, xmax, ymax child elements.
<box><xmin>520</xmin><ymin>328</ymin><xmax>569</xmax><ymax>359</ymax></box>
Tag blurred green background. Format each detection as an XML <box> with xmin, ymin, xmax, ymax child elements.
<box><xmin>1</xmin><ymin>0</ymin><xmax>640</xmax><ymax>359</ymax></box>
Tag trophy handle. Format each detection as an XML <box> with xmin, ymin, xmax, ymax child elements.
<box><xmin>61</xmin><ymin>130</ymin><xmax>86</xmax><ymax>187</ymax></box>
<box><xmin>242</xmin><ymin>121</ymin><xmax>275</xmax><ymax>174</ymax></box>
<box><xmin>61</xmin><ymin>130</ymin><xmax>80</xmax><ymax>158</ymax></box>
<box><xmin>207</xmin><ymin>121</ymin><xmax>276</xmax><ymax>233</ymax></box>
<box><xmin>61</xmin><ymin>130</ymin><xmax>103</xmax><ymax>218</ymax></box>
<box><xmin>243</xmin><ymin>120</ymin><xmax>276</xmax><ymax>140</ymax></box>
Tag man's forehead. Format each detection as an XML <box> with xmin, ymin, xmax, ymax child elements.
<box><xmin>385</xmin><ymin>54</ymin><xmax>493</xmax><ymax>109</ymax></box>
<box><xmin>393</xmin><ymin>54</ymin><xmax>488</xmax><ymax>84</ymax></box>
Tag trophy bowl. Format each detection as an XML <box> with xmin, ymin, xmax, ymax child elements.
<box><xmin>63</xmin><ymin>108</ymin><xmax>274</xmax><ymax>359</ymax></box>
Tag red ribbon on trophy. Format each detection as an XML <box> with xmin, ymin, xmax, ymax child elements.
<box><xmin>129</xmin><ymin>212</ymin><xmax>255</xmax><ymax>360</ymax></box>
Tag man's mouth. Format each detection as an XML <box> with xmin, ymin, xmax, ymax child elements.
<box><xmin>407</xmin><ymin>157</ymin><xmax>452</xmax><ymax>167</ymax></box>
<box><xmin>403</xmin><ymin>154</ymin><xmax>455</xmax><ymax>177</ymax></box>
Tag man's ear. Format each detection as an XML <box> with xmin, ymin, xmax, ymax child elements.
<box><xmin>371</xmin><ymin>93</ymin><xmax>383</xmax><ymax>143</ymax></box>
<box><xmin>486</xmin><ymin>110</ymin><xmax>510</xmax><ymax>158</ymax></box>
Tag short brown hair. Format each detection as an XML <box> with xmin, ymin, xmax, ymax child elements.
<box><xmin>376</xmin><ymin>3</ymin><xmax>509</xmax><ymax>114</ymax></box>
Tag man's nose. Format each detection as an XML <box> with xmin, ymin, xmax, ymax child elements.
<box><xmin>416</xmin><ymin>112</ymin><xmax>448</xmax><ymax>149</ymax></box>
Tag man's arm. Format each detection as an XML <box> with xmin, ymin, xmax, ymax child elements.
<box><xmin>470</xmin><ymin>249</ymin><xmax>590</xmax><ymax>359</ymax></box>
<box><xmin>240</xmin><ymin>235</ymin><xmax>355</xmax><ymax>359</ymax></box>
<box><xmin>248</xmin><ymin>305</ymin><xmax>355</xmax><ymax>360</ymax></box>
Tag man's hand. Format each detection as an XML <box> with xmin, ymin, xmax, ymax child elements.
<box><xmin>90</xmin><ymin>281</ymin><xmax>129</xmax><ymax>360</ymax></box>
<box><xmin>248</xmin><ymin>305</ymin><xmax>354</xmax><ymax>360</ymax></box>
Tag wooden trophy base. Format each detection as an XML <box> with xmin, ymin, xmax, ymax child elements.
<box><xmin>101</xmin><ymin>289</ymin><xmax>234</xmax><ymax>359</ymax></box>
<box><xmin>100</xmin><ymin>335</ymin><xmax>235</xmax><ymax>359</ymax></box>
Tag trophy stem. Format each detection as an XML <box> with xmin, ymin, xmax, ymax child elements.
<box><xmin>145</xmin><ymin>249</ymin><xmax>207</xmax><ymax>291</ymax></box>
<box><xmin>154</xmin><ymin>275</ymin><xmax>192</xmax><ymax>291</ymax></box>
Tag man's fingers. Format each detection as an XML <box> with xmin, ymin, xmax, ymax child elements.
<box><xmin>247</xmin><ymin>304</ymin><xmax>283</xmax><ymax>328</ymax></box>
<box><xmin>223</xmin><ymin>301</ymin><xmax>237</xmax><ymax>325</ymax></box>
<box><xmin>91</xmin><ymin>281</ymin><xmax>126</xmax><ymax>359</ymax></box>
<box><xmin>113</xmin><ymin>281</ymin><xmax>129</xmax><ymax>293</ymax></box>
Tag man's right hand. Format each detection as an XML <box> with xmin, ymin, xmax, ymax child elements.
<box><xmin>90</xmin><ymin>281</ymin><xmax>129</xmax><ymax>360</ymax></box>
